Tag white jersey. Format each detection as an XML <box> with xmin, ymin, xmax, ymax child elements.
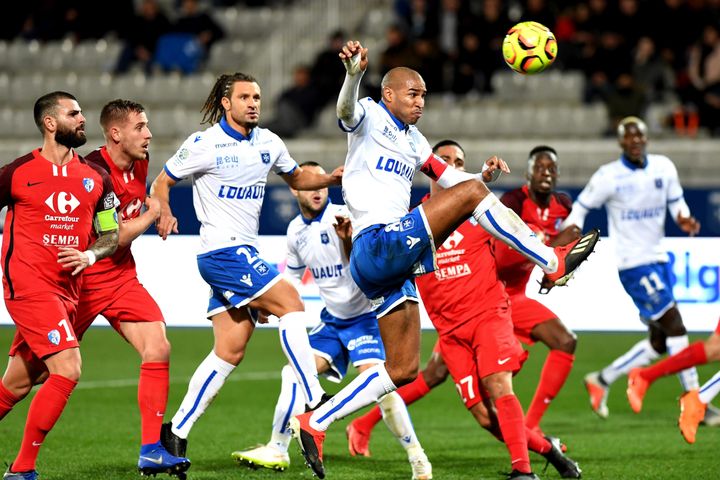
<box><xmin>165</xmin><ymin>118</ymin><xmax>297</xmax><ymax>254</ymax></box>
<box><xmin>340</xmin><ymin>97</ymin><xmax>433</xmax><ymax>238</ymax></box>
<box><xmin>575</xmin><ymin>154</ymin><xmax>686</xmax><ymax>270</ymax></box>
<box><xmin>286</xmin><ymin>202</ymin><xmax>372</xmax><ymax>320</ymax></box>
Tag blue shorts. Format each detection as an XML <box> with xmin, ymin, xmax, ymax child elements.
<box><xmin>309</xmin><ymin>308</ymin><xmax>385</xmax><ymax>382</ymax></box>
<box><xmin>197</xmin><ymin>245</ymin><xmax>282</xmax><ymax>317</ymax></box>
<box><xmin>350</xmin><ymin>207</ymin><xmax>436</xmax><ymax>317</ymax></box>
<box><xmin>619</xmin><ymin>262</ymin><xmax>676</xmax><ymax>322</ymax></box>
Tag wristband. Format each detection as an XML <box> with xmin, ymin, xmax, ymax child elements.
<box><xmin>84</xmin><ymin>250</ymin><xmax>97</xmax><ymax>266</ymax></box>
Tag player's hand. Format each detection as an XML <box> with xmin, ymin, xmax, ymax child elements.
<box><xmin>156</xmin><ymin>207</ymin><xmax>179</xmax><ymax>240</ymax></box>
<box><xmin>550</xmin><ymin>225</ymin><xmax>581</xmax><ymax>247</ymax></box>
<box><xmin>339</xmin><ymin>40</ymin><xmax>368</xmax><ymax>75</ymax></box>
<box><xmin>677</xmin><ymin>214</ymin><xmax>700</xmax><ymax>236</ymax></box>
<box><xmin>57</xmin><ymin>247</ymin><xmax>92</xmax><ymax>276</ymax></box>
<box><xmin>257</xmin><ymin>311</ymin><xmax>270</xmax><ymax>324</ymax></box>
<box><xmin>333</xmin><ymin>215</ymin><xmax>353</xmax><ymax>241</ymax></box>
<box><xmin>481</xmin><ymin>156</ymin><xmax>510</xmax><ymax>183</ymax></box>
<box><xmin>144</xmin><ymin>196</ymin><xmax>161</xmax><ymax>221</ymax></box>
<box><xmin>329</xmin><ymin>166</ymin><xmax>344</xmax><ymax>185</ymax></box>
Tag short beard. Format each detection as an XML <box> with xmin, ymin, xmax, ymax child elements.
<box><xmin>55</xmin><ymin>127</ymin><xmax>87</xmax><ymax>149</ymax></box>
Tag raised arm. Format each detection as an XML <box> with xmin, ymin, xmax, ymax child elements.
<box><xmin>117</xmin><ymin>196</ymin><xmax>162</xmax><ymax>248</ymax></box>
<box><xmin>150</xmin><ymin>169</ymin><xmax>179</xmax><ymax>240</ymax></box>
<box><xmin>420</xmin><ymin>154</ymin><xmax>510</xmax><ymax>187</ymax></box>
<box><xmin>337</xmin><ymin>40</ymin><xmax>368</xmax><ymax>126</ymax></box>
<box><xmin>283</xmin><ymin>164</ymin><xmax>343</xmax><ymax>190</ymax></box>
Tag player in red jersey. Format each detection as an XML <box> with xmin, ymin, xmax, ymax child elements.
<box><xmin>0</xmin><ymin>91</ymin><xmax>119</xmax><ymax>480</ymax></box>
<box><xmin>348</xmin><ymin>145</ymin><xmax>581</xmax><ymax>454</ymax></box>
<box><xmin>77</xmin><ymin>100</ymin><xmax>190</xmax><ymax>477</ymax></box>
<box><xmin>494</xmin><ymin>145</ymin><xmax>581</xmax><ymax>434</ymax></box>
<box><xmin>626</xmin><ymin>318</ymin><xmax>720</xmax><ymax>443</ymax></box>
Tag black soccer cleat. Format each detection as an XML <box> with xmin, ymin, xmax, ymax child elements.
<box><xmin>507</xmin><ymin>470</ymin><xmax>540</xmax><ymax>479</ymax></box>
<box><xmin>546</xmin><ymin>229</ymin><xmax>600</xmax><ymax>286</ymax></box>
<box><xmin>161</xmin><ymin>422</ymin><xmax>188</xmax><ymax>458</ymax></box>
<box><xmin>305</xmin><ymin>392</ymin><xmax>334</xmax><ymax>413</ymax></box>
<box><xmin>542</xmin><ymin>436</ymin><xmax>582</xmax><ymax>478</ymax></box>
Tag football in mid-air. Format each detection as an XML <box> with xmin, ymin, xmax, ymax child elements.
<box><xmin>502</xmin><ymin>21</ymin><xmax>557</xmax><ymax>75</ymax></box>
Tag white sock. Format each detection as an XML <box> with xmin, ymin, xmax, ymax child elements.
<box><xmin>268</xmin><ymin>365</ymin><xmax>305</xmax><ymax>453</ymax></box>
<box><xmin>171</xmin><ymin>350</ymin><xmax>235</xmax><ymax>439</ymax></box>
<box><xmin>472</xmin><ymin>193</ymin><xmax>558</xmax><ymax>273</ymax></box>
<box><xmin>600</xmin><ymin>339</ymin><xmax>661</xmax><ymax>385</ymax></box>
<box><xmin>310</xmin><ymin>363</ymin><xmax>396</xmax><ymax>431</ymax></box>
<box><xmin>666</xmin><ymin>335</ymin><xmax>699</xmax><ymax>390</ymax></box>
<box><xmin>378</xmin><ymin>391</ymin><xmax>422</xmax><ymax>453</ymax></box>
<box><xmin>699</xmin><ymin>370</ymin><xmax>720</xmax><ymax>404</ymax></box>
<box><xmin>278</xmin><ymin>311</ymin><xmax>325</xmax><ymax>408</ymax></box>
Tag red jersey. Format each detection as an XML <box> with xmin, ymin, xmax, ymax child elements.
<box><xmin>495</xmin><ymin>185</ymin><xmax>572</xmax><ymax>294</ymax></box>
<box><xmin>0</xmin><ymin>149</ymin><xmax>115</xmax><ymax>301</ymax></box>
<box><xmin>416</xmin><ymin>216</ymin><xmax>508</xmax><ymax>336</ymax></box>
<box><xmin>83</xmin><ymin>147</ymin><xmax>149</xmax><ymax>289</ymax></box>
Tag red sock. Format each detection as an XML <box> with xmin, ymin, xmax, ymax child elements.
<box><xmin>353</xmin><ymin>371</ymin><xmax>431</xmax><ymax>432</ymax></box>
<box><xmin>495</xmin><ymin>394</ymin><xmax>531</xmax><ymax>474</ymax></box>
<box><xmin>525</xmin><ymin>350</ymin><xmax>574</xmax><ymax>430</ymax></box>
<box><xmin>0</xmin><ymin>381</ymin><xmax>21</xmax><ymax>421</ymax></box>
<box><xmin>139</xmin><ymin>362</ymin><xmax>169</xmax><ymax>445</ymax></box>
<box><xmin>12</xmin><ymin>374</ymin><xmax>76</xmax><ymax>472</ymax></box>
<box><xmin>641</xmin><ymin>341</ymin><xmax>708</xmax><ymax>384</ymax></box>
<box><xmin>525</xmin><ymin>426</ymin><xmax>551</xmax><ymax>454</ymax></box>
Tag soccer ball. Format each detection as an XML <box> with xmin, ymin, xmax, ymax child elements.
<box><xmin>502</xmin><ymin>21</ymin><xmax>557</xmax><ymax>75</ymax></box>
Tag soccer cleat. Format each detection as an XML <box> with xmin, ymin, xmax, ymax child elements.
<box><xmin>701</xmin><ymin>401</ymin><xmax>720</xmax><ymax>426</ymax></box>
<box><xmin>546</xmin><ymin>229</ymin><xmax>600</xmax><ymax>286</ymax></box>
<box><xmin>583</xmin><ymin>371</ymin><xmax>609</xmax><ymax>419</ymax></box>
<box><xmin>679</xmin><ymin>389</ymin><xmax>706</xmax><ymax>444</ymax></box>
<box><xmin>231</xmin><ymin>443</ymin><xmax>290</xmax><ymax>471</ymax></box>
<box><xmin>543</xmin><ymin>434</ymin><xmax>568</xmax><ymax>453</ymax></box>
<box><xmin>542</xmin><ymin>436</ymin><xmax>581</xmax><ymax>478</ymax></box>
<box><xmin>289</xmin><ymin>412</ymin><xmax>326</xmax><ymax>478</ymax></box>
<box><xmin>161</xmin><ymin>422</ymin><xmax>187</xmax><ymax>458</ymax></box>
<box><xmin>626</xmin><ymin>368</ymin><xmax>649</xmax><ymax>414</ymax></box>
<box><xmin>507</xmin><ymin>470</ymin><xmax>540</xmax><ymax>479</ymax></box>
<box><xmin>2</xmin><ymin>467</ymin><xmax>38</xmax><ymax>480</ymax></box>
<box><xmin>306</xmin><ymin>393</ymin><xmax>334</xmax><ymax>413</ymax></box>
<box><xmin>409</xmin><ymin>450</ymin><xmax>433</xmax><ymax>480</ymax></box>
<box><xmin>346</xmin><ymin>420</ymin><xmax>372</xmax><ymax>457</ymax></box>
<box><xmin>138</xmin><ymin>442</ymin><xmax>191</xmax><ymax>477</ymax></box>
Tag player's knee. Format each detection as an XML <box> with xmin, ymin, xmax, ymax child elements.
<box><xmin>705</xmin><ymin>334</ymin><xmax>720</xmax><ymax>361</ymax></box>
<box><xmin>555</xmin><ymin>333</ymin><xmax>577</xmax><ymax>354</ymax></box>
<box><xmin>388</xmin><ymin>364</ymin><xmax>418</xmax><ymax>387</ymax></box>
<box><xmin>649</xmin><ymin>336</ymin><xmax>667</xmax><ymax>355</ymax></box>
<box><xmin>141</xmin><ymin>338</ymin><xmax>171</xmax><ymax>362</ymax></box>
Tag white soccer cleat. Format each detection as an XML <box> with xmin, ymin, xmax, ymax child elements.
<box><xmin>408</xmin><ymin>449</ymin><xmax>432</xmax><ymax>480</ymax></box>
<box><xmin>231</xmin><ymin>444</ymin><xmax>290</xmax><ymax>471</ymax></box>
<box><xmin>584</xmin><ymin>371</ymin><xmax>609</xmax><ymax>419</ymax></box>
<box><xmin>701</xmin><ymin>402</ymin><xmax>720</xmax><ymax>426</ymax></box>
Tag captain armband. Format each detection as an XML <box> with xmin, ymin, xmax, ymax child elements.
<box><xmin>94</xmin><ymin>208</ymin><xmax>119</xmax><ymax>233</ymax></box>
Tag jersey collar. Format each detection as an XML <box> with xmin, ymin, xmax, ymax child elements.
<box><xmin>378</xmin><ymin>100</ymin><xmax>408</xmax><ymax>132</ymax></box>
<box><xmin>620</xmin><ymin>153</ymin><xmax>647</xmax><ymax>170</ymax></box>
<box><xmin>219</xmin><ymin>117</ymin><xmax>255</xmax><ymax>142</ymax></box>
<box><xmin>301</xmin><ymin>200</ymin><xmax>331</xmax><ymax>225</ymax></box>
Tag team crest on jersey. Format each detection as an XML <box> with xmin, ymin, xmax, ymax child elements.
<box><xmin>655</xmin><ymin>178</ymin><xmax>663</xmax><ymax>189</ymax></box>
<box><xmin>178</xmin><ymin>148</ymin><xmax>190</xmax><ymax>160</ymax></box>
<box><xmin>320</xmin><ymin>232</ymin><xmax>330</xmax><ymax>244</ymax></box>
<box><xmin>82</xmin><ymin>178</ymin><xmax>94</xmax><ymax>192</ymax></box>
<box><xmin>47</xmin><ymin>329</ymin><xmax>60</xmax><ymax>346</ymax></box>
<box><xmin>408</xmin><ymin>141</ymin><xmax>416</xmax><ymax>152</ymax></box>
<box><xmin>260</xmin><ymin>151</ymin><xmax>271</xmax><ymax>164</ymax></box>
<box><xmin>253</xmin><ymin>262</ymin><xmax>269</xmax><ymax>275</ymax></box>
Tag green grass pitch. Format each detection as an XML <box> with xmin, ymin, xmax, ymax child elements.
<box><xmin>0</xmin><ymin>327</ymin><xmax>718</xmax><ymax>479</ymax></box>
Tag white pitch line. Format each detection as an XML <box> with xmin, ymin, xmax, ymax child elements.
<box><xmin>74</xmin><ymin>370</ymin><xmax>282</xmax><ymax>390</ymax></box>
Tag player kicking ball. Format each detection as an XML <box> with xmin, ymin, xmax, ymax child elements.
<box><xmin>231</xmin><ymin>162</ymin><xmax>431</xmax><ymax>479</ymax></box>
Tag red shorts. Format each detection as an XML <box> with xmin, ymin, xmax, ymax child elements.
<box><xmin>75</xmin><ymin>278</ymin><xmax>164</xmax><ymax>341</ymax></box>
<box><xmin>509</xmin><ymin>293</ymin><xmax>558</xmax><ymax>346</ymax></box>
<box><xmin>438</xmin><ymin>303</ymin><xmax>527</xmax><ymax>409</ymax></box>
<box><xmin>6</xmin><ymin>293</ymin><xmax>79</xmax><ymax>361</ymax></box>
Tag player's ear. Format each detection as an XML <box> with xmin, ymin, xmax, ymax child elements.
<box><xmin>221</xmin><ymin>96</ymin><xmax>231</xmax><ymax>112</ymax></box>
<box><xmin>43</xmin><ymin>115</ymin><xmax>56</xmax><ymax>133</ymax></box>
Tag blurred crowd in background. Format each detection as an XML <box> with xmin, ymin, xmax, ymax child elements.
<box><xmin>3</xmin><ymin>0</ymin><xmax>720</xmax><ymax>137</ymax></box>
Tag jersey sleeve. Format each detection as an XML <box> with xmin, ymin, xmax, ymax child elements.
<box><xmin>576</xmin><ymin>167</ymin><xmax>612</xmax><ymax>210</ymax></box>
<box><xmin>93</xmin><ymin>167</ymin><xmax>121</xmax><ymax>232</ymax></box>
<box><xmin>338</xmin><ymin>97</ymin><xmax>371</xmax><ymax>135</ymax></box>
<box><xmin>285</xmin><ymin>227</ymin><xmax>306</xmax><ymax>281</ymax></box>
<box><xmin>413</xmin><ymin>132</ymin><xmax>434</xmax><ymax>169</ymax></box>
<box><xmin>0</xmin><ymin>163</ymin><xmax>14</xmax><ymax>209</ymax></box>
<box><xmin>272</xmin><ymin>137</ymin><xmax>299</xmax><ymax>176</ymax></box>
<box><xmin>164</xmin><ymin>133</ymin><xmax>214</xmax><ymax>181</ymax></box>
<box><xmin>500</xmin><ymin>189</ymin><xmax>525</xmax><ymax>216</ymax></box>
<box><xmin>665</xmin><ymin>158</ymin><xmax>685</xmax><ymax>203</ymax></box>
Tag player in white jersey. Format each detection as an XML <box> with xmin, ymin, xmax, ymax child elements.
<box><xmin>149</xmin><ymin>73</ymin><xmax>342</xmax><ymax>462</ymax></box>
<box><xmin>561</xmin><ymin>116</ymin><xmax>708</xmax><ymax>421</ymax></box>
<box><xmin>289</xmin><ymin>40</ymin><xmax>600</xmax><ymax>480</ymax></box>
<box><xmin>231</xmin><ymin>161</ymin><xmax>432</xmax><ymax>480</ymax></box>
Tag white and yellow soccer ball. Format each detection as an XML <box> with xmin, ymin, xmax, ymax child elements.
<box><xmin>502</xmin><ymin>21</ymin><xmax>558</xmax><ymax>75</ymax></box>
